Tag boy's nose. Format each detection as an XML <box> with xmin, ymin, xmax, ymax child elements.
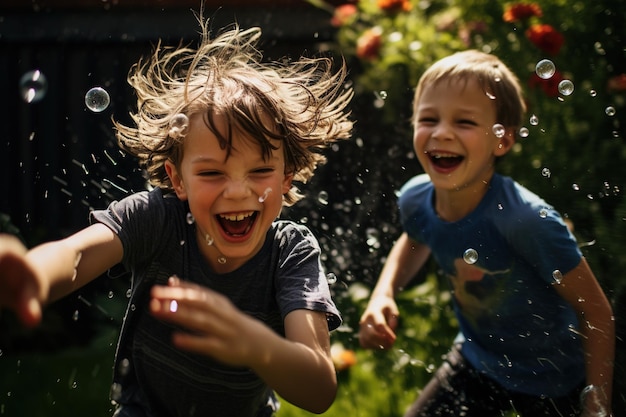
<box><xmin>222</xmin><ymin>178</ymin><xmax>252</xmax><ymax>199</ymax></box>
<box><xmin>431</xmin><ymin>123</ymin><xmax>454</xmax><ymax>140</ymax></box>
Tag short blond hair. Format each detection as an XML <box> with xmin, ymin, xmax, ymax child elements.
<box><xmin>114</xmin><ymin>17</ymin><xmax>353</xmax><ymax>206</ymax></box>
<box><xmin>412</xmin><ymin>50</ymin><xmax>526</xmax><ymax>129</ymax></box>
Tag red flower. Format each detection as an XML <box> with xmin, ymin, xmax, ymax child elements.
<box><xmin>356</xmin><ymin>27</ymin><xmax>382</xmax><ymax>60</ymax></box>
<box><xmin>525</xmin><ymin>24</ymin><xmax>564</xmax><ymax>55</ymax></box>
<box><xmin>377</xmin><ymin>0</ymin><xmax>411</xmax><ymax>12</ymax></box>
<box><xmin>528</xmin><ymin>70</ymin><xmax>564</xmax><ymax>97</ymax></box>
<box><xmin>503</xmin><ymin>3</ymin><xmax>542</xmax><ymax>23</ymax></box>
<box><xmin>607</xmin><ymin>74</ymin><xmax>626</xmax><ymax>92</ymax></box>
<box><xmin>331</xmin><ymin>4</ymin><xmax>358</xmax><ymax>27</ymax></box>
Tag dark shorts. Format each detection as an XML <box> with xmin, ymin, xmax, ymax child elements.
<box><xmin>403</xmin><ymin>344</ymin><xmax>582</xmax><ymax>417</ymax></box>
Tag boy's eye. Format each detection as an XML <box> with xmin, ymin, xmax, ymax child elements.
<box><xmin>418</xmin><ymin>117</ymin><xmax>437</xmax><ymax>124</ymax></box>
<box><xmin>252</xmin><ymin>167</ymin><xmax>275</xmax><ymax>175</ymax></box>
<box><xmin>198</xmin><ymin>171</ymin><xmax>221</xmax><ymax>177</ymax></box>
<box><xmin>458</xmin><ymin>119</ymin><xmax>477</xmax><ymax>126</ymax></box>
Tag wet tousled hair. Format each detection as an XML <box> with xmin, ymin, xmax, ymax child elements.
<box><xmin>114</xmin><ymin>15</ymin><xmax>353</xmax><ymax>206</ymax></box>
<box><xmin>411</xmin><ymin>50</ymin><xmax>526</xmax><ymax>129</ymax></box>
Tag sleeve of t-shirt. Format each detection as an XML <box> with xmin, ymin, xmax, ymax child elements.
<box><xmin>89</xmin><ymin>189</ymin><xmax>167</xmax><ymax>270</ymax></box>
<box><xmin>273</xmin><ymin>222</ymin><xmax>342</xmax><ymax>331</ymax></box>
<box><xmin>502</xmin><ymin>203</ymin><xmax>582</xmax><ymax>285</ymax></box>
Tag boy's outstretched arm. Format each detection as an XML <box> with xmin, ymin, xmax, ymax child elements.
<box><xmin>150</xmin><ymin>278</ymin><xmax>337</xmax><ymax>413</ymax></box>
<box><xmin>358</xmin><ymin>233</ymin><xmax>431</xmax><ymax>350</ymax></box>
<box><xmin>0</xmin><ymin>224</ymin><xmax>123</xmax><ymax>327</ymax></box>
<box><xmin>555</xmin><ymin>258</ymin><xmax>615</xmax><ymax>417</ymax></box>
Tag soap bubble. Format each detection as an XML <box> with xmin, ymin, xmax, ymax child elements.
<box><xmin>463</xmin><ymin>248</ymin><xmax>478</xmax><ymax>264</ymax></box>
<box><xmin>169</xmin><ymin>113</ymin><xmax>189</xmax><ymax>139</ymax></box>
<box><xmin>552</xmin><ymin>269</ymin><xmax>563</xmax><ymax>284</ymax></box>
<box><xmin>85</xmin><ymin>87</ymin><xmax>111</xmax><ymax>112</ymax></box>
<box><xmin>529</xmin><ymin>114</ymin><xmax>539</xmax><ymax>126</ymax></box>
<box><xmin>535</xmin><ymin>59</ymin><xmax>556</xmax><ymax>79</ymax></box>
<box><xmin>492</xmin><ymin>123</ymin><xmax>505</xmax><ymax>138</ymax></box>
<box><xmin>605</xmin><ymin>106</ymin><xmax>616</xmax><ymax>116</ymax></box>
<box><xmin>558</xmin><ymin>80</ymin><xmax>574</xmax><ymax>96</ymax></box>
<box><xmin>19</xmin><ymin>70</ymin><xmax>48</xmax><ymax>103</ymax></box>
<box><xmin>518</xmin><ymin>127</ymin><xmax>529</xmax><ymax>138</ymax></box>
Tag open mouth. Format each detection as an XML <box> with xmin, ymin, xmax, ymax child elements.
<box><xmin>217</xmin><ymin>211</ymin><xmax>258</xmax><ymax>237</ymax></box>
<box><xmin>428</xmin><ymin>152</ymin><xmax>464</xmax><ymax>170</ymax></box>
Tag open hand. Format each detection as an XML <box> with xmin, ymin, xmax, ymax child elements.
<box><xmin>0</xmin><ymin>234</ymin><xmax>46</xmax><ymax>327</ymax></box>
<box><xmin>358</xmin><ymin>294</ymin><xmax>399</xmax><ymax>350</ymax></box>
<box><xmin>150</xmin><ymin>276</ymin><xmax>269</xmax><ymax>367</ymax></box>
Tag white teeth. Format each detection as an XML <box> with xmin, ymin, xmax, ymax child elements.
<box><xmin>429</xmin><ymin>152</ymin><xmax>459</xmax><ymax>159</ymax></box>
<box><xmin>219</xmin><ymin>211</ymin><xmax>254</xmax><ymax>221</ymax></box>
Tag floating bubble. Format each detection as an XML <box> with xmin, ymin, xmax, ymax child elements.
<box><xmin>19</xmin><ymin>70</ymin><xmax>48</xmax><ymax>103</ymax></box>
<box><xmin>589</xmin><ymin>90</ymin><xmax>597</xmax><ymax>97</ymax></box>
<box><xmin>318</xmin><ymin>190</ymin><xmax>329</xmax><ymax>205</ymax></box>
<box><xmin>326</xmin><ymin>272</ymin><xmax>337</xmax><ymax>285</ymax></box>
<box><xmin>539</xmin><ymin>208</ymin><xmax>548</xmax><ymax>218</ymax></box>
<box><xmin>85</xmin><ymin>87</ymin><xmax>110</xmax><ymax>112</ymax></box>
<box><xmin>605</xmin><ymin>106</ymin><xmax>616</xmax><ymax>116</ymax></box>
<box><xmin>558</xmin><ymin>79</ymin><xmax>574</xmax><ymax>96</ymax></box>
<box><xmin>169</xmin><ymin>113</ymin><xmax>189</xmax><ymax>138</ymax></box>
<box><xmin>217</xmin><ymin>256</ymin><xmax>227</xmax><ymax>264</ymax></box>
<box><xmin>186</xmin><ymin>212</ymin><xmax>195</xmax><ymax>224</ymax></box>
<box><xmin>258</xmin><ymin>187</ymin><xmax>272</xmax><ymax>203</ymax></box>
<box><xmin>518</xmin><ymin>127</ymin><xmax>529</xmax><ymax>138</ymax></box>
<box><xmin>572</xmin><ymin>183</ymin><xmax>580</xmax><ymax>191</ymax></box>
<box><xmin>535</xmin><ymin>59</ymin><xmax>556</xmax><ymax>79</ymax></box>
<box><xmin>205</xmin><ymin>233</ymin><xmax>214</xmax><ymax>246</ymax></box>
<box><xmin>529</xmin><ymin>114</ymin><xmax>539</xmax><ymax>126</ymax></box>
<box><xmin>541</xmin><ymin>167</ymin><xmax>551</xmax><ymax>178</ymax></box>
<box><xmin>463</xmin><ymin>248</ymin><xmax>478</xmax><ymax>264</ymax></box>
<box><xmin>552</xmin><ymin>270</ymin><xmax>563</xmax><ymax>284</ymax></box>
<box><xmin>492</xmin><ymin>123</ymin><xmax>505</xmax><ymax>138</ymax></box>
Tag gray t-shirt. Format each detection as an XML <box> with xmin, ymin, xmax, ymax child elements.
<box><xmin>91</xmin><ymin>188</ymin><xmax>341</xmax><ymax>417</ymax></box>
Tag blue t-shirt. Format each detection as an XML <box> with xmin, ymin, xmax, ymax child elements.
<box><xmin>399</xmin><ymin>173</ymin><xmax>585</xmax><ymax>397</ymax></box>
<box><xmin>91</xmin><ymin>188</ymin><xmax>341</xmax><ymax>417</ymax></box>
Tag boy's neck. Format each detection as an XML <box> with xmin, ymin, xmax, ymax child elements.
<box><xmin>433</xmin><ymin>178</ymin><xmax>492</xmax><ymax>222</ymax></box>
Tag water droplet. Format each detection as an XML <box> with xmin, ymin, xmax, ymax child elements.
<box><xmin>126</xmin><ymin>288</ymin><xmax>132</xmax><ymax>298</ymax></box>
<box><xmin>318</xmin><ymin>190</ymin><xmax>329</xmax><ymax>205</ymax></box>
<box><xmin>168</xmin><ymin>113</ymin><xmax>189</xmax><ymax>138</ymax></box>
<box><xmin>186</xmin><ymin>212</ymin><xmax>195</xmax><ymax>224</ymax></box>
<box><xmin>539</xmin><ymin>208</ymin><xmax>548</xmax><ymax>218</ymax></box>
<box><xmin>85</xmin><ymin>87</ymin><xmax>110</xmax><ymax>112</ymax></box>
<box><xmin>463</xmin><ymin>248</ymin><xmax>478</xmax><ymax>264</ymax></box>
<box><xmin>572</xmin><ymin>183</ymin><xmax>580</xmax><ymax>191</ymax></box>
<box><xmin>589</xmin><ymin>90</ymin><xmax>597</xmax><ymax>97</ymax></box>
<box><xmin>492</xmin><ymin>123</ymin><xmax>505</xmax><ymax>138</ymax></box>
<box><xmin>258</xmin><ymin>187</ymin><xmax>273</xmax><ymax>203</ymax></box>
<box><xmin>217</xmin><ymin>256</ymin><xmax>227</xmax><ymax>264</ymax></box>
<box><xmin>326</xmin><ymin>272</ymin><xmax>337</xmax><ymax>285</ymax></box>
<box><xmin>518</xmin><ymin>127</ymin><xmax>529</xmax><ymax>138</ymax></box>
<box><xmin>541</xmin><ymin>168</ymin><xmax>551</xmax><ymax>178</ymax></box>
<box><xmin>552</xmin><ymin>269</ymin><xmax>563</xmax><ymax>284</ymax></box>
<box><xmin>72</xmin><ymin>310</ymin><xmax>80</xmax><ymax>321</ymax></box>
<box><xmin>205</xmin><ymin>233</ymin><xmax>214</xmax><ymax>246</ymax></box>
<box><xmin>169</xmin><ymin>300</ymin><xmax>178</xmax><ymax>313</ymax></box>
<box><xmin>558</xmin><ymin>79</ymin><xmax>574</xmax><ymax>96</ymax></box>
<box><xmin>605</xmin><ymin>106</ymin><xmax>616</xmax><ymax>116</ymax></box>
<box><xmin>19</xmin><ymin>70</ymin><xmax>48</xmax><ymax>103</ymax></box>
<box><xmin>529</xmin><ymin>114</ymin><xmax>539</xmax><ymax>125</ymax></box>
<box><xmin>535</xmin><ymin>59</ymin><xmax>556</xmax><ymax>79</ymax></box>
<box><xmin>108</xmin><ymin>291</ymin><xmax>114</xmax><ymax>299</ymax></box>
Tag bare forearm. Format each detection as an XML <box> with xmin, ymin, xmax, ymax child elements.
<box><xmin>26</xmin><ymin>240</ymin><xmax>83</xmax><ymax>303</ymax></box>
<box><xmin>251</xmin><ymin>328</ymin><xmax>337</xmax><ymax>413</ymax></box>
<box><xmin>372</xmin><ymin>233</ymin><xmax>429</xmax><ymax>298</ymax></box>
<box><xmin>579</xmin><ymin>306</ymin><xmax>615</xmax><ymax>409</ymax></box>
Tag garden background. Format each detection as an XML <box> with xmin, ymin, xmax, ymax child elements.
<box><xmin>0</xmin><ymin>0</ymin><xmax>624</xmax><ymax>416</ymax></box>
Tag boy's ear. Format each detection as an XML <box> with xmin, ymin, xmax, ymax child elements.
<box><xmin>165</xmin><ymin>160</ymin><xmax>188</xmax><ymax>200</ymax></box>
<box><xmin>494</xmin><ymin>128</ymin><xmax>516</xmax><ymax>157</ymax></box>
<box><xmin>281</xmin><ymin>172</ymin><xmax>294</xmax><ymax>195</ymax></box>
